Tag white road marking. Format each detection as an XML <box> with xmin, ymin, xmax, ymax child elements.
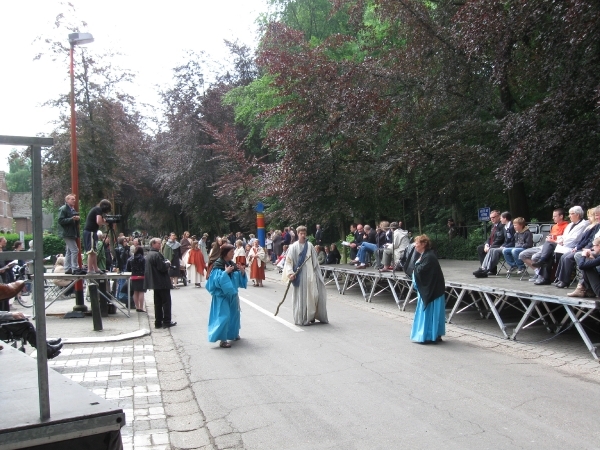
<box><xmin>239</xmin><ymin>296</ymin><xmax>304</xmax><ymax>332</ymax></box>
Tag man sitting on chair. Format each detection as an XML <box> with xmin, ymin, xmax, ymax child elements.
<box><xmin>474</xmin><ymin>212</ymin><xmax>515</xmax><ymax>278</ymax></box>
<box><xmin>0</xmin><ymin>286</ymin><xmax>63</xmax><ymax>358</ymax></box>
<box><xmin>532</xmin><ymin>206</ymin><xmax>588</xmax><ymax>285</ymax></box>
<box><xmin>519</xmin><ymin>208</ymin><xmax>570</xmax><ymax>282</ymax></box>
<box><xmin>352</xmin><ymin>225</ymin><xmax>377</xmax><ymax>269</ymax></box>
<box><xmin>381</xmin><ymin>222</ymin><xmax>410</xmax><ymax>271</ymax></box>
<box><xmin>475</xmin><ymin>210</ymin><xmax>505</xmax><ymax>271</ymax></box>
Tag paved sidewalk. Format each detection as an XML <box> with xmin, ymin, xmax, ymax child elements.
<box><xmin>11</xmin><ymin>293</ymin><xmax>167</xmax><ymax>450</ymax></box>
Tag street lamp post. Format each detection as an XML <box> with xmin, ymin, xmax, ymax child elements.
<box><xmin>69</xmin><ymin>32</ymin><xmax>94</xmax><ymax>312</ymax></box>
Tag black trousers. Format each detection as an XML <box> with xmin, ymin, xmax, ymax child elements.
<box><xmin>539</xmin><ymin>252</ymin><xmax>563</xmax><ymax>282</ymax></box>
<box><xmin>153</xmin><ymin>289</ymin><xmax>172</xmax><ymax>326</ymax></box>
<box><xmin>582</xmin><ymin>268</ymin><xmax>600</xmax><ymax>297</ymax></box>
<box><xmin>555</xmin><ymin>251</ymin><xmax>577</xmax><ymax>284</ymax></box>
<box><xmin>0</xmin><ymin>320</ymin><xmax>36</xmax><ymax>347</ymax></box>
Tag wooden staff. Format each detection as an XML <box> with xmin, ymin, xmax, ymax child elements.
<box><xmin>274</xmin><ymin>254</ymin><xmax>312</xmax><ymax>317</ymax></box>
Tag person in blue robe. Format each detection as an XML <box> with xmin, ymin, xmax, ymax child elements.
<box><xmin>207</xmin><ymin>244</ymin><xmax>247</xmax><ymax>348</ymax></box>
<box><xmin>410</xmin><ymin>234</ymin><xmax>446</xmax><ymax>343</ymax></box>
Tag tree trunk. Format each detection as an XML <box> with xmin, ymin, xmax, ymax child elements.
<box><xmin>508</xmin><ymin>182</ymin><xmax>530</xmax><ymax>221</ymax></box>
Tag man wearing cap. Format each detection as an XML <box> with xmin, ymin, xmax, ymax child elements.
<box><xmin>381</xmin><ymin>222</ymin><xmax>410</xmax><ymax>271</ymax></box>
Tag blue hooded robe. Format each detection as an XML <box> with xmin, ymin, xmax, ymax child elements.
<box><xmin>207</xmin><ymin>258</ymin><xmax>247</xmax><ymax>342</ymax></box>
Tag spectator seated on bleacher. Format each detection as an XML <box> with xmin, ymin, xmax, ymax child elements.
<box><xmin>325</xmin><ymin>244</ymin><xmax>341</xmax><ymax>265</ymax></box>
<box><xmin>474</xmin><ymin>211</ymin><xmax>515</xmax><ymax>278</ymax></box>
<box><xmin>567</xmin><ymin>237</ymin><xmax>600</xmax><ymax>298</ymax></box>
<box><xmin>315</xmin><ymin>246</ymin><xmax>326</xmax><ymax>265</ymax></box>
<box><xmin>475</xmin><ymin>210</ymin><xmax>505</xmax><ymax>274</ymax></box>
<box><xmin>554</xmin><ymin>206</ymin><xmax>600</xmax><ymax>288</ymax></box>
<box><xmin>381</xmin><ymin>222</ymin><xmax>410</xmax><ymax>272</ymax></box>
<box><xmin>532</xmin><ymin>206</ymin><xmax>588</xmax><ymax>285</ymax></box>
<box><xmin>352</xmin><ymin>224</ymin><xmax>377</xmax><ymax>269</ymax></box>
<box><xmin>519</xmin><ymin>208</ymin><xmax>570</xmax><ymax>282</ymax></box>
<box><xmin>502</xmin><ymin>217</ymin><xmax>533</xmax><ymax>274</ymax></box>
<box><xmin>373</xmin><ymin>221</ymin><xmax>390</xmax><ymax>269</ymax></box>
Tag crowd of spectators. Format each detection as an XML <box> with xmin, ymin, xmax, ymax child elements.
<box><xmin>466</xmin><ymin>206</ymin><xmax>600</xmax><ymax>298</ymax></box>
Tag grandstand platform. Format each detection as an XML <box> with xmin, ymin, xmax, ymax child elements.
<box><xmin>321</xmin><ymin>259</ymin><xmax>600</xmax><ymax>362</ymax></box>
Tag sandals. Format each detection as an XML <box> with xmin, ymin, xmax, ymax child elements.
<box><xmin>219</xmin><ymin>341</ymin><xmax>231</xmax><ymax>348</ymax></box>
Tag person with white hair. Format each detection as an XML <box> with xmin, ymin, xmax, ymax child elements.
<box><xmin>533</xmin><ymin>205</ymin><xmax>589</xmax><ymax>285</ymax></box>
<box><xmin>57</xmin><ymin>193</ymin><xmax>81</xmax><ymax>274</ymax></box>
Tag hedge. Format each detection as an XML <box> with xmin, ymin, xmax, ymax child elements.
<box><xmin>0</xmin><ymin>233</ymin><xmax>66</xmax><ymax>262</ymax></box>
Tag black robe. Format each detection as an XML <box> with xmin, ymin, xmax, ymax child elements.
<box><xmin>413</xmin><ymin>250</ymin><xmax>446</xmax><ymax>309</ymax></box>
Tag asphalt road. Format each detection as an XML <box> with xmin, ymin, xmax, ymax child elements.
<box><xmin>165</xmin><ymin>275</ymin><xmax>600</xmax><ymax>450</ymax></box>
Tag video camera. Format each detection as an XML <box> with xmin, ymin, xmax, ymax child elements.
<box><xmin>104</xmin><ymin>214</ymin><xmax>122</xmax><ymax>225</ymax></box>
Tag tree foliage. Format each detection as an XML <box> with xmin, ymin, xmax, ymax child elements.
<box><xmin>5</xmin><ymin>150</ymin><xmax>32</xmax><ymax>192</ymax></box>
<box><xmin>36</xmin><ymin>7</ymin><xmax>152</xmax><ymax>233</ymax></box>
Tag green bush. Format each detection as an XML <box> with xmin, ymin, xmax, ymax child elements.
<box><xmin>43</xmin><ymin>234</ymin><xmax>66</xmax><ymax>259</ymax></box>
<box><xmin>427</xmin><ymin>226</ymin><xmax>485</xmax><ymax>260</ymax></box>
<box><xmin>0</xmin><ymin>233</ymin><xmax>65</xmax><ymax>261</ymax></box>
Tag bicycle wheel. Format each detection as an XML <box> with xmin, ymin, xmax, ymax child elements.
<box><xmin>16</xmin><ymin>281</ymin><xmax>33</xmax><ymax>308</ymax></box>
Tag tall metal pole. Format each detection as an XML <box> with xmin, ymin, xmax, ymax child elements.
<box><xmin>70</xmin><ymin>43</ymin><xmax>87</xmax><ymax>312</ymax></box>
<box><xmin>32</xmin><ymin>144</ymin><xmax>51</xmax><ymax>421</ymax></box>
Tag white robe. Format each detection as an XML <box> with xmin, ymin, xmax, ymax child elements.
<box><xmin>282</xmin><ymin>241</ymin><xmax>328</xmax><ymax>326</ymax></box>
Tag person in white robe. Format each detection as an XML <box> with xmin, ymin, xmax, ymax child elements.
<box><xmin>282</xmin><ymin>226</ymin><xmax>328</xmax><ymax>326</ymax></box>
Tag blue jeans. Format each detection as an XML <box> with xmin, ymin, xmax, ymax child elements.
<box><xmin>503</xmin><ymin>247</ymin><xmax>526</xmax><ymax>270</ymax></box>
<box><xmin>357</xmin><ymin>242</ymin><xmax>377</xmax><ymax>264</ymax></box>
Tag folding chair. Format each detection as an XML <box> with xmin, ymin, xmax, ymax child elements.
<box><xmin>496</xmin><ymin>255</ymin><xmax>509</xmax><ymax>276</ymax></box>
<box><xmin>539</xmin><ymin>224</ymin><xmax>552</xmax><ymax>238</ymax></box>
<box><xmin>570</xmin><ymin>265</ymin><xmax>582</xmax><ymax>288</ymax></box>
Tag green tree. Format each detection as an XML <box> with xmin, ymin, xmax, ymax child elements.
<box><xmin>5</xmin><ymin>149</ymin><xmax>32</xmax><ymax>192</ymax></box>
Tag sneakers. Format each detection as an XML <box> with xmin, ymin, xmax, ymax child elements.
<box><xmin>473</xmin><ymin>268</ymin><xmax>485</xmax><ymax>276</ymax></box>
<box><xmin>64</xmin><ymin>268</ymin><xmax>73</xmax><ymax>275</ymax></box>
<box><xmin>516</xmin><ymin>269</ymin><xmax>525</xmax><ymax>275</ymax></box>
<box><xmin>507</xmin><ymin>266</ymin><xmax>517</xmax><ymax>273</ymax></box>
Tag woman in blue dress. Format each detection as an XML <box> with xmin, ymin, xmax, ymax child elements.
<box><xmin>410</xmin><ymin>234</ymin><xmax>446</xmax><ymax>343</ymax></box>
<box><xmin>207</xmin><ymin>244</ymin><xmax>247</xmax><ymax>348</ymax></box>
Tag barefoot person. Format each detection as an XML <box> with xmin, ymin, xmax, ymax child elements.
<box><xmin>410</xmin><ymin>234</ymin><xmax>446</xmax><ymax>344</ymax></box>
<box><xmin>282</xmin><ymin>225</ymin><xmax>328</xmax><ymax>326</ymax></box>
<box><xmin>83</xmin><ymin>199</ymin><xmax>112</xmax><ymax>274</ymax></box>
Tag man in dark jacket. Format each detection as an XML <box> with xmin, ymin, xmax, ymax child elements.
<box><xmin>476</xmin><ymin>210</ymin><xmax>505</xmax><ymax>266</ymax></box>
<box><xmin>57</xmin><ymin>193</ymin><xmax>80</xmax><ymax>274</ymax></box>
<box><xmin>144</xmin><ymin>238</ymin><xmax>176</xmax><ymax>329</ymax></box>
<box><xmin>474</xmin><ymin>211</ymin><xmax>515</xmax><ymax>277</ymax></box>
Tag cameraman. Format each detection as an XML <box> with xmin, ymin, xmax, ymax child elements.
<box><xmin>83</xmin><ymin>199</ymin><xmax>112</xmax><ymax>274</ymax></box>
<box><xmin>57</xmin><ymin>193</ymin><xmax>80</xmax><ymax>274</ymax></box>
